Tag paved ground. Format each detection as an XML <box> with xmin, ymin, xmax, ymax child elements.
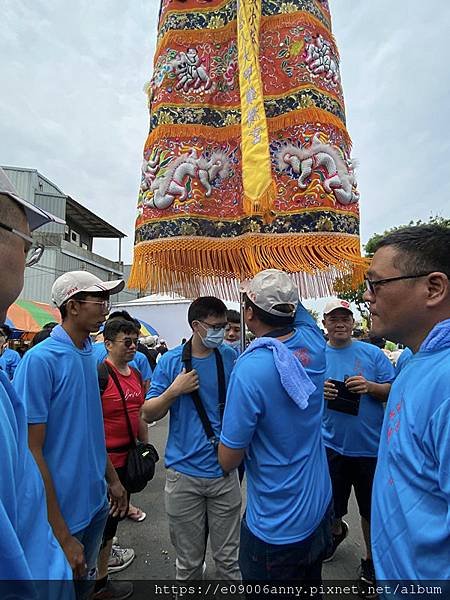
<box><xmin>112</xmin><ymin>419</ymin><xmax>368</xmax><ymax>596</ymax></box>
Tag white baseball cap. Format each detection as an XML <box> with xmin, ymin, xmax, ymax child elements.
<box><xmin>0</xmin><ymin>167</ymin><xmax>65</xmax><ymax>231</ymax></box>
<box><xmin>241</xmin><ymin>269</ymin><xmax>299</xmax><ymax>317</ymax></box>
<box><xmin>51</xmin><ymin>271</ymin><xmax>125</xmax><ymax>307</ymax></box>
<box><xmin>323</xmin><ymin>298</ymin><xmax>354</xmax><ymax>316</ymax></box>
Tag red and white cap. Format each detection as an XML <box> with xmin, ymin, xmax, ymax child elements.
<box><xmin>323</xmin><ymin>298</ymin><xmax>354</xmax><ymax>316</ymax></box>
<box><xmin>51</xmin><ymin>271</ymin><xmax>124</xmax><ymax>307</ymax></box>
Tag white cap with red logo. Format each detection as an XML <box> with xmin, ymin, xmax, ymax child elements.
<box><xmin>51</xmin><ymin>271</ymin><xmax>124</xmax><ymax>307</ymax></box>
<box><xmin>323</xmin><ymin>298</ymin><xmax>354</xmax><ymax>316</ymax></box>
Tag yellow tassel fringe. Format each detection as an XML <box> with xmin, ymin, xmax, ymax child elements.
<box><xmin>128</xmin><ymin>233</ymin><xmax>368</xmax><ymax>300</ymax></box>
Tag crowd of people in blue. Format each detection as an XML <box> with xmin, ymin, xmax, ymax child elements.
<box><xmin>1</xmin><ymin>165</ymin><xmax>449</xmax><ymax>600</ymax></box>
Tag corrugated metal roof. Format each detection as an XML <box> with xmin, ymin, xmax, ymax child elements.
<box><xmin>2</xmin><ymin>165</ymin><xmax>126</xmax><ymax>239</ymax></box>
<box><xmin>66</xmin><ymin>196</ymin><xmax>125</xmax><ymax>238</ymax></box>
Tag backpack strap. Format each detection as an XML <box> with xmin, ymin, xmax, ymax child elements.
<box><xmin>181</xmin><ymin>338</ymin><xmax>226</xmax><ymax>449</ymax></box>
<box><xmin>97</xmin><ymin>362</ymin><xmax>110</xmax><ymax>396</ymax></box>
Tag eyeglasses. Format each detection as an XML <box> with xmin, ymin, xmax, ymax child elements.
<box><xmin>117</xmin><ymin>337</ymin><xmax>138</xmax><ymax>348</ymax></box>
<box><xmin>75</xmin><ymin>299</ymin><xmax>112</xmax><ymax>311</ymax></box>
<box><xmin>0</xmin><ymin>221</ymin><xmax>45</xmax><ymax>267</ymax></box>
<box><xmin>198</xmin><ymin>320</ymin><xmax>227</xmax><ymax>332</ymax></box>
<box><xmin>365</xmin><ymin>273</ymin><xmax>431</xmax><ymax>295</ymax></box>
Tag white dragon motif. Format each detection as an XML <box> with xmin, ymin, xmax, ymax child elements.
<box><xmin>142</xmin><ymin>149</ymin><xmax>230</xmax><ymax>210</ymax></box>
<box><xmin>171</xmin><ymin>47</ymin><xmax>213</xmax><ymax>93</ymax></box>
<box><xmin>276</xmin><ymin>134</ymin><xmax>359</xmax><ymax>205</ymax></box>
<box><xmin>304</xmin><ymin>35</ymin><xmax>340</xmax><ymax>84</ymax></box>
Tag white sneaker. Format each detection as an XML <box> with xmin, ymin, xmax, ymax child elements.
<box><xmin>108</xmin><ymin>546</ymin><xmax>135</xmax><ymax>573</ymax></box>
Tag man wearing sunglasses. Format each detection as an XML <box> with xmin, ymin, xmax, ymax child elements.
<box><xmin>14</xmin><ymin>270</ymin><xmax>125</xmax><ymax>599</ymax></box>
<box><xmin>142</xmin><ymin>297</ymin><xmax>241</xmax><ymax>581</ymax></box>
<box><xmin>364</xmin><ymin>225</ymin><xmax>450</xmax><ymax>585</ymax></box>
<box><xmin>0</xmin><ymin>167</ymin><xmax>72</xmax><ymax>594</ymax></box>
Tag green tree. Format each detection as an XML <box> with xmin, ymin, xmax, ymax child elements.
<box><xmin>364</xmin><ymin>216</ymin><xmax>450</xmax><ymax>256</ymax></box>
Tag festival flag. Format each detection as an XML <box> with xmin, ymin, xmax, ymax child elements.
<box><xmin>130</xmin><ymin>0</ymin><xmax>366</xmax><ymax>298</ymax></box>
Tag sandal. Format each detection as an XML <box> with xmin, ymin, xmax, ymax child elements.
<box><xmin>127</xmin><ymin>505</ymin><xmax>146</xmax><ymax>522</ymax></box>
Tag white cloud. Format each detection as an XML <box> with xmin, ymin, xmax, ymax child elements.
<box><xmin>0</xmin><ymin>0</ymin><xmax>449</xmax><ymax>269</ymax></box>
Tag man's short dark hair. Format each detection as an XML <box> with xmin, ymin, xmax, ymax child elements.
<box><xmin>226</xmin><ymin>309</ymin><xmax>240</xmax><ymax>324</ymax></box>
<box><xmin>108</xmin><ymin>310</ymin><xmax>141</xmax><ymax>329</ymax></box>
<box><xmin>374</xmin><ymin>225</ymin><xmax>450</xmax><ymax>279</ymax></box>
<box><xmin>31</xmin><ymin>328</ymin><xmax>52</xmax><ymax>347</ymax></box>
<box><xmin>188</xmin><ymin>297</ymin><xmax>227</xmax><ymax>327</ymax></box>
<box><xmin>244</xmin><ymin>294</ymin><xmax>295</xmax><ymax>328</ymax></box>
<box><xmin>104</xmin><ymin>318</ymin><xmax>139</xmax><ymax>342</ymax></box>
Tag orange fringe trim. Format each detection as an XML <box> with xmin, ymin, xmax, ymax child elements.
<box><xmin>156</xmin><ymin>19</ymin><xmax>236</xmax><ymax>58</ymax></box>
<box><xmin>128</xmin><ymin>233</ymin><xmax>368</xmax><ymax>300</ymax></box>
<box><xmin>156</xmin><ymin>7</ymin><xmax>337</xmax><ymax>60</ymax></box>
<box><xmin>261</xmin><ymin>12</ymin><xmax>339</xmax><ymax>60</ymax></box>
<box><xmin>144</xmin><ymin>107</ymin><xmax>350</xmax><ymax>153</ymax></box>
<box><xmin>268</xmin><ymin>108</ymin><xmax>352</xmax><ymax>150</ymax></box>
<box><xmin>144</xmin><ymin>123</ymin><xmax>241</xmax><ymax>153</ymax></box>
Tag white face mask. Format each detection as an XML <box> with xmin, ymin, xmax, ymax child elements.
<box><xmin>198</xmin><ymin>323</ymin><xmax>225</xmax><ymax>349</ymax></box>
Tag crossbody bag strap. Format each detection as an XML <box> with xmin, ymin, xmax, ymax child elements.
<box><xmin>214</xmin><ymin>347</ymin><xmax>226</xmax><ymax>422</ymax></box>
<box><xmin>105</xmin><ymin>363</ymin><xmax>136</xmax><ymax>449</ymax></box>
<box><xmin>181</xmin><ymin>338</ymin><xmax>217</xmax><ymax>445</ymax></box>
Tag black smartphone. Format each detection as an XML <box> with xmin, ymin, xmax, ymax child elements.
<box><xmin>327</xmin><ymin>379</ymin><xmax>360</xmax><ymax>416</ymax></box>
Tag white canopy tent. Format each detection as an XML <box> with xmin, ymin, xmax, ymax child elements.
<box><xmin>112</xmin><ymin>294</ymin><xmax>192</xmax><ymax>348</ymax></box>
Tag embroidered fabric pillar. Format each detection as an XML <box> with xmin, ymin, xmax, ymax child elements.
<box><xmin>130</xmin><ymin>0</ymin><xmax>366</xmax><ymax>298</ymax></box>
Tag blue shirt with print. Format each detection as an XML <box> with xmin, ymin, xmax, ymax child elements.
<box><xmin>13</xmin><ymin>325</ymin><xmax>107</xmax><ymax>534</ymax></box>
<box><xmin>323</xmin><ymin>341</ymin><xmax>395</xmax><ymax>457</ymax></box>
<box><xmin>0</xmin><ymin>370</ymin><xmax>72</xmax><ymax>592</ymax></box>
<box><xmin>148</xmin><ymin>343</ymin><xmax>236</xmax><ymax>478</ymax></box>
<box><xmin>372</xmin><ymin>341</ymin><xmax>450</xmax><ymax>581</ymax></box>
<box><xmin>220</xmin><ymin>304</ymin><xmax>332</xmax><ymax>544</ymax></box>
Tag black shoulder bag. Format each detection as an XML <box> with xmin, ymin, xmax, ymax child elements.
<box><xmin>181</xmin><ymin>338</ymin><xmax>226</xmax><ymax>452</ymax></box>
<box><xmin>104</xmin><ymin>363</ymin><xmax>159</xmax><ymax>493</ymax></box>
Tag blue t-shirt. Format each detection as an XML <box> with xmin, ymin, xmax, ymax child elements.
<box><xmin>220</xmin><ymin>304</ymin><xmax>332</xmax><ymax>545</ymax></box>
<box><xmin>323</xmin><ymin>341</ymin><xmax>395</xmax><ymax>457</ymax></box>
<box><xmin>13</xmin><ymin>325</ymin><xmax>107</xmax><ymax>534</ymax></box>
<box><xmin>0</xmin><ymin>370</ymin><xmax>72</xmax><ymax>589</ymax></box>
<box><xmin>148</xmin><ymin>343</ymin><xmax>236</xmax><ymax>478</ymax></box>
<box><xmin>372</xmin><ymin>345</ymin><xmax>450</xmax><ymax>581</ymax></box>
<box><xmin>0</xmin><ymin>347</ymin><xmax>21</xmax><ymax>380</ymax></box>
<box><xmin>394</xmin><ymin>347</ymin><xmax>413</xmax><ymax>376</ymax></box>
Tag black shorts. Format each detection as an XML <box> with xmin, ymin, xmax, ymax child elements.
<box><xmin>325</xmin><ymin>447</ymin><xmax>377</xmax><ymax>522</ymax></box>
<box><xmin>101</xmin><ymin>465</ymin><xmax>130</xmax><ymax>546</ymax></box>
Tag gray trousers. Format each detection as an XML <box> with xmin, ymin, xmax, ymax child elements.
<box><xmin>165</xmin><ymin>468</ymin><xmax>241</xmax><ymax>580</ymax></box>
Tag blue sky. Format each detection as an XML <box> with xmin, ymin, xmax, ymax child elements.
<box><xmin>1</xmin><ymin>0</ymin><xmax>449</xmax><ymax>290</ymax></box>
